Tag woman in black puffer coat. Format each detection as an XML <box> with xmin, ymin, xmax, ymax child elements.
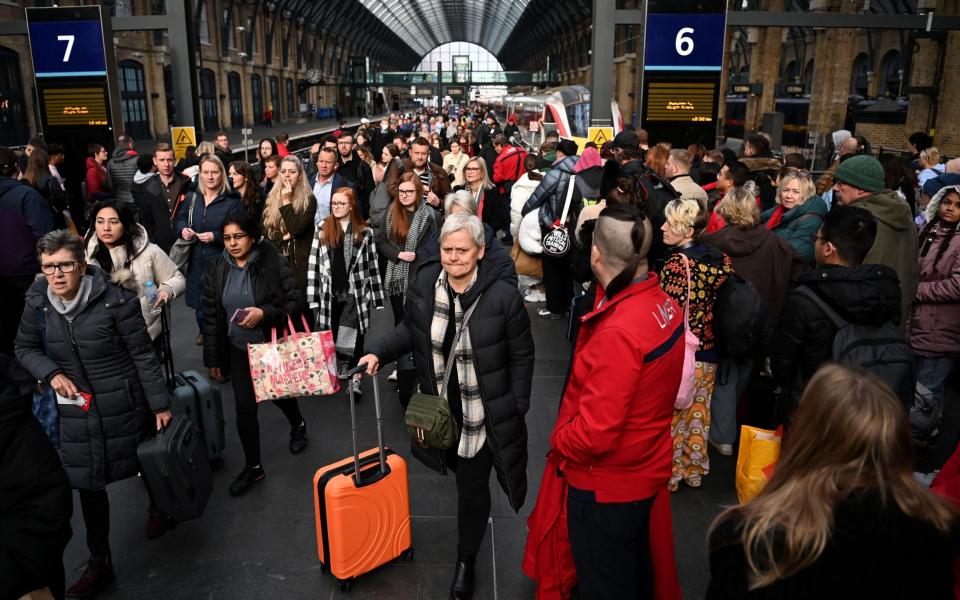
<box><xmin>360</xmin><ymin>213</ymin><xmax>534</xmax><ymax>600</ymax></box>
<box><xmin>15</xmin><ymin>230</ymin><xmax>171</xmax><ymax>597</ymax></box>
<box><xmin>202</xmin><ymin>213</ymin><xmax>308</xmax><ymax>498</ymax></box>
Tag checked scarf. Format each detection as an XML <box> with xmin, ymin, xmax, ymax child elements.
<box><xmin>384</xmin><ymin>200</ymin><xmax>430</xmax><ymax>301</ymax></box>
<box><xmin>431</xmin><ymin>270</ymin><xmax>485</xmax><ymax>459</ymax></box>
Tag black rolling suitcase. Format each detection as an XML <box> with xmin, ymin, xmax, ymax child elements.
<box><xmin>138</xmin><ymin>414</ymin><xmax>213</xmax><ymax>522</ymax></box>
<box><xmin>159</xmin><ymin>304</ymin><xmax>227</xmax><ymax>469</ymax></box>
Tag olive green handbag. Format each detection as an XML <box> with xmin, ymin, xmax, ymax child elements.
<box><xmin>404</xmin><ymin>294</ymin><xmax>482</xmax><ymax>450</ymax></box>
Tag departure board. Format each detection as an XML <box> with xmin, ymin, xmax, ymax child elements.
<box><xmin>42</xmin><ymin>87</ymin><xmax>109</xmax><ymax>127</ymax></box>
<box><xmin>643</xmin><ymin>81</ymin><xmax>717</xmax><ymax>122</ymax></box>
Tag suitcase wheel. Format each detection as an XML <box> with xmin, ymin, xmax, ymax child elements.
<box><xmin>400</xmin><ymin>547</ymin><xmax>414</xmax><ymax>563</ymax></box>
<box><xmin>336</xmin><ymin>578</ymin><xmax>353</xmax><ymax>593</ymax></box>
<box><xmin>210</xmin><ymin>457</ymin><xmax>225</xmax><ymax>471</ymax></box>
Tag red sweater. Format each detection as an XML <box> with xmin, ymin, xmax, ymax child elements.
<box><xmin>551</xmin><ymin>274</ymin><xmax>684</xmax><ymax>502</ymax></box>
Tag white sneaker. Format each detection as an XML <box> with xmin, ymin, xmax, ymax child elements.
<box><xmin>387</xmin><ymin>369</ymin><xmax>397</xmax><ymax>382</ymax></box>
<box><xmin>524</xmin><ymin>289</ymin><xmax>546</xmax><ymax>303</ymax></box>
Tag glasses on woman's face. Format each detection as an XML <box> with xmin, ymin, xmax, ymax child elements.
<box><xmin>464</xmin><ymin>167</ymin><xmax>480</xmax><ymax>172</ymax></box>
<box><xmin>331</xmin><ymin>201</ymin><xmax>350</xmax><ymax>208</ymax></box>
<box><xmin>398</xmin><ymin>188</ymin><xmax>417</xmax><ymax>196</ymax></box>
<box><xmin>223</xmin><ymin>233</ymin><xmax>248</xmax><ymax>242</ymax></box>
<box><xmin>41</xmin><ymin>261</ymin><xmax>78</xmax><ymax>275</ymax></box>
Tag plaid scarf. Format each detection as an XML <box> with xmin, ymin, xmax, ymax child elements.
<box><xmin>384</xmin><ymin>201</ymin><xmax>430</xmax><ymax>301</ymax></box>
<box><xmin>431</xmin><ymin>270</ymin><xmax>485</xmax><ymax>459</ymax></box>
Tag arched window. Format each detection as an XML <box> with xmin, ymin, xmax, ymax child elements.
<box><xmin>783</xmin><ymin>60</ymin><xmax>798</xmax><ymax>83</ymax></box>
<box><xmin>118</xmin><ymin>60</ymin><xmax>150</xmax><ymax>140</ymax></box>
<box><xmin>803</xmin><ymin>60</ymin><xmax>815</xmax><ymax>95</ymax></box>
<box><xmin>251</xmin><ymin>74</ymin><xmax>263</xmax><ymax>125</ymax></box>
<box><xmin>269</xmin><ymin>76</ymin><xmax>280</xmax><ymax>124</ymax></box>
<box><xmin>850</xmin><ymin>53</ymin><xmax>869</xmax><ymax>97</ymax></box>
<box><xmin>0</xmin><ymin>46</ymin><xmax>29</xmax><ymax>147</ymax></box>
<box><xmin>199</xmin><ymin>68</ymin><xmax>219</xmax><ymax>132</ymax></box>
<box><xmin>163</xmin><ymin>65</ymin><xmax>176</xmax><ymax>127</ymax></box>
<box><xmin>228</xmin><ymin>71</ymin><xmax>243</xmax><ymax>128</ymax></box>
<box><xmin>879</xmin><ymin>50</ymin><xmax>902</xmax><ymax>97</ymax></box>
<box><xmin>285</xmin><ymin>78</ymin><xmax>294</xmax><ymax>114</ymax></box>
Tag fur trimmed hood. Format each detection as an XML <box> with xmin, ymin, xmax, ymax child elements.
<box><xmin>740</xmin><ymin>157</ymin><xmax>783</xmax><ymax>174</ymax></box>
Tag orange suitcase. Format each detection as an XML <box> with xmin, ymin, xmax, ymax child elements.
<box><xmin>313</xmin><ymin>365</ymin><xmax>413</xmax><ymax>592</ymax></box>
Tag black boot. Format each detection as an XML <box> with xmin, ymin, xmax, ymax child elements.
<box><xmin>65</xmin><ymin>554</ymin><xmax>115</xmax><ymax>599</ymax></box>
<box><xmin>449</xmin><ymin>553</ymin><xmax>476</xmax><ymax>599</ymax></box>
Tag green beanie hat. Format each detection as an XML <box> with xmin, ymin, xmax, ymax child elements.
<box><xmin>833</xmin><ymin>155</ymin><xmax>885</xmax><ymax>193</ymax></box>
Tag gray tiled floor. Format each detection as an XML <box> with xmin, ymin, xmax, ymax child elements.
<box><xmin>62</xmin><ymin>299</ymin><xmax>956</xmax><ymax>599</ymax></box>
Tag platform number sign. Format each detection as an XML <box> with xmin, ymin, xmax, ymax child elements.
<box><xmin>640</xmin><ymin>0</ymin><xmax>727</xmax><ymax>146</ymax></box>
<box><xmin>26</xmin><ymin>6</ymin><xmax>108</xmax><ymax>78</ymax></box>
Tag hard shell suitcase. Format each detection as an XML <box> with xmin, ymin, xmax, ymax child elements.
<box><xmin>313</xmin><ymin>365</ymin><xmax>413</xmax><ymax>592</ymax></box>
<box><xmin>137</xmin><ymin>414</ymin><xmax>213</xmax><ymax>522</ymax></box>
<box><xmin>160</xmin><ymin>305</ymin><xmax>226</xmax><ymax>468</ymax></box>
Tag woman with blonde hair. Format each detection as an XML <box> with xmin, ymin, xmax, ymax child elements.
<box><xmin>453</xmin><ymin>156</ymin><xmax>507</xmax><ymax>236</ymax></box>
<box><xmin>262</xmin><ymin>156</ymin><xmax>317</xmax><ymax>295</ymax></box>
<box><xmin>306</xmin><ymin>187</ymin><xmax>384</xmax><ymax>395</ymax></box>
<box><xmin>760</xmin><ymin>172</ymin><xmax>827</xmax><ymax>264</ymax></box>
<box><xmin>707</xmin><ymin>364</ymin><xmax>959</xmax><ymax>598</ymax></box>
<box><xmin>658</xmin><ymin>197</ymin><xmax>732</xmax><ymax>489</ymax></box>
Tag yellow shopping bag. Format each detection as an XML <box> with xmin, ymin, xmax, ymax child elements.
<box><xmin>735</xmin><ymin>425</ymin><xmax>782</xmax><ymax>503</ymax></box>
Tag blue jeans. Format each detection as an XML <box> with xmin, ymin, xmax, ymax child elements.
<box><xmin>917</xmin><ymin>355</ymin><xmax>955</xmax><ymax>416</ymax></box>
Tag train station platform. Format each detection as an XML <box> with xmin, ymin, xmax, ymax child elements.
<box><xmin>60</xmin><ymin>298</ymin><xmax>958</xmax><ymax>599</ymax></box>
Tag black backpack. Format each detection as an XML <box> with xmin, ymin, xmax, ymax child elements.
<box><xmin>630</xmin><ymin>165</ymin><xmax>681</xmax><ymax>272</ymax></box>
<box><xmin>714</xmin><ymin>273</ymin><xmax>770</xmax><ymax>357</ymax></box>
<box><xmin>795</xmin><ymin>286</ymin><xmax>916</xmax><ymax>409</ymax></box>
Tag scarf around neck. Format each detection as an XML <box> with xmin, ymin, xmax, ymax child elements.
<box><xmin>384</xmin><ymin>201</ymin><xmax>430</xmax><ymax>300</ymax></box>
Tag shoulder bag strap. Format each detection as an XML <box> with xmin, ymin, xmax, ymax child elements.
<box><xmin>794</xmin><ymin>285</ymin><xmax>847</xmax><ymax>329</ymax></box>
<box><xmin>186</xmin><ymin>191</ymin><xmax>197</xmax><ymax>228</ymax></box>
<box><xmin>439</xmin><ymin>291</ymin><xmax>483</xmax><ymax>397</ymax></box>
<box><xmin>558</xmin><ymin>175</ymin><xmax>576</xmax><ymax>227</ymax></box>
<box><xmin>679</xmin><ymin>254</ymin><xmax>693</xmax><ymax>323</ymax></box>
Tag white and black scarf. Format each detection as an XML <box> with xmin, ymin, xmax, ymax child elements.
<box><xmin>384</xmin><ymin>200</ymin><xmax>430</xmax><ymax>300</ymax></box>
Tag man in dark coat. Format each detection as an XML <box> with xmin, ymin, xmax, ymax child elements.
<box><xmin>336</xmin><ymin>132</ymin><xmax>375</xmax><ymax>219</ymax></box>
<box><xmin>0</xmin><ymin>354</ymin><xmax>72</xmax><ymax>600</ymax></box>
<box><xmin>134</xmin><ymin>143</ymin><xmax>190</xmax><ymax>252</ymax></box>
<box><xmin>771</xmin><ymin>204</ymin><xmax>901</xmax><ymax>420</ymax></box>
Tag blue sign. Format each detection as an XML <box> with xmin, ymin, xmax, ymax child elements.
<box><xmin>28</xmin><ymin>20</ymin><xmax>107</xmax><ymax>78</ymax></box>
<box><xmin>644</xmin><ymin>13</ymin><xmax>726</xmax><ymax>71</ymax></box>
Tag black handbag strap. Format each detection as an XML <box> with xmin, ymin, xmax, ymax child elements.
<box><xmin>439</xmin><ymin>292</ymin><xmax>482</xmax><ymax>397</ymax></box>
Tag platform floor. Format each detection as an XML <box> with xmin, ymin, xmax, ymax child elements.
<box><xmin>61</xmin><ymin>298</ymin><xmax>957</xmax><ymax>599</ymax></box>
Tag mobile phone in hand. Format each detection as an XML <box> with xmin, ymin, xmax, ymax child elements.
<box><xmin>231</xmin><ymin>308</ymin><xmax>250</xmax><ymax>323</ymax></box>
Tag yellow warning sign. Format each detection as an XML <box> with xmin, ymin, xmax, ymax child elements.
<box><xmin>170</xmin><ymin>126</ymin><xmax>197</xmax><ymax>162</ymax></box>
<box><xmin>588</xmin><ymin>126</ymin><xmax>614</xmax><ymax>147</ymax></box>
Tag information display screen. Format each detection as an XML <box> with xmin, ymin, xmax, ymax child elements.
<box><xmin>644</xmin><ymin>81</ymin><xmax>717</xmax><ymax>122</ymax></box>
<box><xmin>26</xmin><ymin>7</ymin><xmax>107</xmax><ymax>78</ymax></box>
<box><xmin>42</xmin><ymin>86</ymin><xmax>109</xmax><ymax>127</ymax></box>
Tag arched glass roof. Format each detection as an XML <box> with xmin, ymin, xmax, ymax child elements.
<box><xmin>414</xmin><ymin>42</ymin><xmax>505</xmax><ymax>73</ymax></box>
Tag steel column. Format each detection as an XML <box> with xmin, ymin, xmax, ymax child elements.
<box><xmin>590</xmin><ymin>0</ymin><xmax>615</xmax><ymax>126</ymax></box>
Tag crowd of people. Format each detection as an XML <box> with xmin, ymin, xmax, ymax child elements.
<box><xmin>1</xmin><ymin>106</ymin><xmax>959</xmax><ymax>600</ymax></box>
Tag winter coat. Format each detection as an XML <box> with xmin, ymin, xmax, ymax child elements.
<box><xmin>493</xmin><ymin>145</ymin><xmax>527</xmax><ymax>192</ymax></box>
<box><xmin>509</xmin><ymin>172</ymin><xmax>543</xmax><ymax>237</ymax></box>
<box><xmin>263</xmin><ymin>194</ymin><xmax>317</xmax><ymax>294</ymax></box>
<box><xmin>480</xmin><ymin>222</ymin><xmax>518</xmax><ymax>287</ymax></box>
<box><xmin>174</xmin><ymin>190</ymin><xmax>244</xmax><ymax>309</ymax></box>
<box><xmin>134</xmin><ymin>171</ymin><xmax>190</xmax><ymax>253</ymax></box>
<box><xmin>106</xmin><ymin>148</ymin><xmax>139</xmax><ymax>204</ymax></box>
<box><xmin>702</xmin><ymin>225</ymin><xmax>805</xmax><ymax>324</ymax></box>
<box><xmin>85</xmin><ymin>157</ymin><xmax>108</xmax><ymax>198</ymax></box>
<box><xmin>0</xmin><ymin>176</ymin><xmax>54</xmax><ymax>277</ymax></box>
<box><xmin>375</xmin><ymin>205</ymin><xmax>440</xmax><ymax>288</ymax></box>
<box><xmin>669</xmin><ymin>174</ymin><xmax>708</xmax><ymax>209</ymax></box>
<box><xmin>25</xmin><ymin>171</ymin><xmax>68</xmax><ymax>230</ymax></box>
<box><xmin>453</xmin><ymin>183</ymin><xmax>508</xmax><ymax>234</ymax></box>
<box><xmin>761</xmin><ymin>195</ymin><xmax>828</xmax><ymax>265</ymax></box>
<box><xmin>85</xmin><ymin>224</ymin><xmax>186</xmax><ymax>339</ymax></box>
<box><xmin>521</xmin><ymin>155</ymin><xmax>579</xmax><ymax>229</ymax></box>
<box><xmin>770</xmin><ymin>264</ymin><xmax>902</xmax><ymax>398</ymax></box>
<box><xmin>909</xmin><ymin>218</ymin><xmax>960</xmax><ymax>356</ymax></box>
<box><xmin>740</xmin><ymin>156</ymin><xmax>782</xmax><ymax>210</ymax></box>
<box><xmin>337</xmin><ymin>155</ymin><xmax>376</xmax><ymax>218</ymax></box>
<box><xmin>15</xmin><ymin>266</ymin><xmax>171</xmax><ymax>490</ymax></box>
<box><xmin>386</xmin><ymin>159</ymin><xmax>452</xmax><ymax>203</ymax></box>
<box><xmin>854</xmin><ymin>189</ymin><xmax>920</xmax><ymax>328</ymax></box>
<box><xmin>0</xmin><ymin>355</ymin><xmax>72</xmax><ymax>600</ymax></box>
<box><xmin>307</xmin><ymin>227</ymin><xmax>385</xmax><ymax>334</ymax></box>
<box><xmin>551</xmin><ymin>274</ymin><xmax>684</xmax><ymax>502</ymax></box>
<box><xmin>201</xmin><ymin>242</ymin><xmax>303</xmax><ymax>373</ymax></box>
<box><xmin>443</xmin><ymin>151</ymin><xmax>470</xmax><ymax>187</ymax></box>
<box><xmin>367</xmin><ymin>259</ymin><xmax>535</xmax><ymax>512</ymax></box>
<box><xmin>707</xmin><ymin>490</ymin><xmax>958</xmax><ymax>600</ymax></box>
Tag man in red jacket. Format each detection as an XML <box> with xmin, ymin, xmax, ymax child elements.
<box><xmin>550</xmin><ymin>203</ymin><xmax>684</xmax><ymax>599</ymax></box>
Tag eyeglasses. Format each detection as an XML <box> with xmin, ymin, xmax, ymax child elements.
<box><xmin>41</xmin><ymin>261</ymin><xmax>78</xmax><ymax>275</ymax></box>
<box><xmin>398</xmin><ymin>189</ymin><xmax>417</xmax><ymax>196</ymax></box>
<box><xmin>464</xmin><ymin>167</ymin><xmax>481</xmax><ymax>172</ymax></box>
<box><xmin>331</xmin><ymin>201</ymin><xmax>350</xmax><ymax>208</ymax></box>
<box><xmin>811</xmin><ymin>234</ymin><xmax>828</xmax><ymax>243</ymax></box>
<box><xmin>223</xmin><ymin>233</ymin><xmax>249</xmax><ymax>242</ymax></box>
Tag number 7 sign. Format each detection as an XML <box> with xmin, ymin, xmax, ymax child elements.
<box><xmin>26</xmin><ymin>8</ymin><xmax>107</xmax><ymax>78</ymax></box>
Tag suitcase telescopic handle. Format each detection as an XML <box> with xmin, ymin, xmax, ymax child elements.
<box><xmin>339</xmin><ymin>363</ymin><xmax>387</xmax><ymax>480</ymax></box>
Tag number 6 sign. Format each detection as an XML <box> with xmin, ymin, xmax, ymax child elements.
<box><xmin>643</xmin><ymin>13</ymin><xmax>726</xmax><ymax>71</ymax></box>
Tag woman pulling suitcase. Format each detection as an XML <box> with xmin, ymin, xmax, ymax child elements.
<box><xmin>360</xmin><ymin>213</ymin><xmax>535</xmax><ymax>599</ymax></box>
<box><xmin>201</xmin><ymin>213</ymin><xmax>309</xmax><ymax>497</ymax></box>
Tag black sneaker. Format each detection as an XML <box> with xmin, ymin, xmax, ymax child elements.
<box><xmin>228</xmin><ymin>465</ymin><xmax>265</xmax><ymax>496</ymax></box>
<box><xmin>66</xmin><ymin>554</ymin><xmax>115</xmax><ymax>599</ymax></box>
<box><xmin>289</xmin><ymin>422</ymin><xmax>308</xmax><ymax>454</ymax></box>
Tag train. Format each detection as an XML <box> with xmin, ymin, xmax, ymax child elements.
<box><xmin>504</xmin><ymin>85</ymin><xmax>623</xmax><ymax>151</ymax></box>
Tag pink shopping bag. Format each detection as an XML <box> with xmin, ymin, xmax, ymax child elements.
<box><xmin>247</xmin><ymin>315</ymin><xmax>339</xmax><ymax>402</ymax></box>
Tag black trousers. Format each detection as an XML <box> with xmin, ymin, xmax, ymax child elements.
<box><xmin>228</xmin><ymin>343</ymin><xmax>304</xmax><ymax>468</ymax></box>
<box><xmin>330</xmin><ymin>297</ymin><xmax>364</xmax><ymax>372</ymax></box>
<box><xmin>78</xmin><ymin>489</ymin><xmax>111</xmax><ymax>557</ymax></box>
<box><xmin>0</xmin><ymin>275</ymin><xmax>33</xmax><ymax>356</ymax></box>
<box><xmin>567</xmin><ymin>488</ymin><xmax>656</xmax><ymax>600</ymax></box>
<box><xmin>541</xmin><ymin>253</ymin><xmax>573</xmax><ymax>315</ymax></box>
<box><xmin>451</xmin><ymin>444</ymin><xmax>494</xmax><ymax>556</ymax></box>
<box><xmin>389</xmin><ymin>294</ymin><xmax>418</xmax><ymax>407</ymax></box>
